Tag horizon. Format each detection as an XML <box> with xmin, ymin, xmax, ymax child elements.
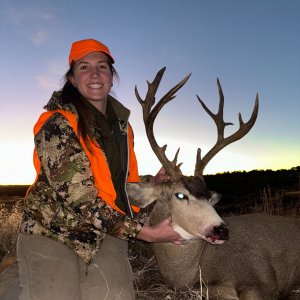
<box><xmin>1</xmin><ymin>166</ymin><xmax>299</xmax><ymax>186</ymax></box>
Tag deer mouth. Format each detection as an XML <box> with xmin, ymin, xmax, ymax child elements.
<box><xmin>205</xmin><ymin>236</ymin><xmax>226</xmax><ymax>245</ymax></box>
<box><xmin>205</xmin><ymin>224</ymin><xmax>229</xmax><ymax>245</ymax></box>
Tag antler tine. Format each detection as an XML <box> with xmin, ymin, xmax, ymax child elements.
<box><xmin>135</xmin><ymin>68</ymin><xmax>191</xmax><ymax>180</ymax></box>
<box><xmin>150</xmin><ymin>73</ymin><xmax>191</xmax><ymax>122</ymax></box>
<box><xmin>135</xmin><ymin>67</ymin><xmax>166</xmax><ymax>123</ymax></box>
<box><xmin>194</xmin><ymin>79</ymin><xmax>259</xmax><ymax>179</ymax></box>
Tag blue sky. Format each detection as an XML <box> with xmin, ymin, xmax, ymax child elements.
<box><xmin>0</xmin><ymin>0</ymin><xmax>299</xmax><ymax>184</ymax></box>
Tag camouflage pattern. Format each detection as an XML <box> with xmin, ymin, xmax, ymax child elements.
<box><xmin>21</xmin><ymin>92</ymin><xmax>144</xmax><ymax>263</ymax></box>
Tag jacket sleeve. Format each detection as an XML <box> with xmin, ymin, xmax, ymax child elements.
<box><xmin>34</xmin><ymin>113</ymin><xmax>143</xmax><ymax>240</ymax></box>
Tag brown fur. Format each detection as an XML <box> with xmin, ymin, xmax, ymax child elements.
<box><xmin>127</xmin><ymin>181</ymin><xmax>300</xmax><ymax>300</ymax></box>
<box><xmin>152</xmin><ymin>213</ymin><xmax>300</xmax><ymax>300</ymax></box>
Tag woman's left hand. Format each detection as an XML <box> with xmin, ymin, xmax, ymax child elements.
<box><xmin>153</xmin><ymin>166</ymin><xmax>170</xmax><ymax>183</ymax></box>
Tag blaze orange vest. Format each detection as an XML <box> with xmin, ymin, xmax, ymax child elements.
<box><xmin>29</xmin><ymin>109</ymin><xmax>140</xmax><ymax>215</ymax></box>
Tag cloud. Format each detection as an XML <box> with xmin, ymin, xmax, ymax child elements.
<box><xmin>2</xmin><ymin>4</ymin><xmax>54</xmax><ymax>25</ymax></box>
<box><xmin>35</xmin><ymin>75</ymin><xmax>59</xmax><ymax>91</ymax></box>
<box><xmin>1</xmin><ymin>3</ymin><xmax>56</xmax><ymax>46</ymax></box>
<box><xmin>48</xmin><ymin>61</ymin><xmax>68</xmax><ymax>76</ymax></box>
<box><xmin>30</xmin><ymin>30</ymin><xmax>49</xmax><ymax>46</ymax></box>
<box><xmin>34</xmin><ymin>59</ymin><xmax>67</xmax><ymax>91</ymax></box>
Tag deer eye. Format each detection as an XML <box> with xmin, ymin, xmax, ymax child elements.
<box><xmin>175</xmin><ymin>193</ymin><xmax>188</xmax><ymax>201</ymax></box>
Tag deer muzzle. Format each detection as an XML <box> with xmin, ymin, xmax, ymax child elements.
<box><xmin>206</xmin><ymin>224</ymin><xmax>229</xmax><ymax>245</ymax></box>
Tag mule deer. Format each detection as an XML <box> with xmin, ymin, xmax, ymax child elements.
<box><xmin>126</xmin><ymin>68</ymin><xmax>300</xmax><ymax>300</ymax></box>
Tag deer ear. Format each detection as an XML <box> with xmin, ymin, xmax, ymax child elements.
<box><xmin>126</xmin><ymin>182</ymin><xmax>162</xmax><ymax>208</ymax></box>
<box><xmin>209</xmin><ymin>191</ymin><xmax>221</xmax><ymax>206</ymax></box>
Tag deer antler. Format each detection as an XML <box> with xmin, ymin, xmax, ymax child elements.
<box><xmin>194</xmin><ymin>78</ymin><xmax>259</xmax><ymax>179</ymax></box>
<box><xmin>135</xmin><ymin>67</ymin><xmax>191</xmax><ymax>180</ymax></box>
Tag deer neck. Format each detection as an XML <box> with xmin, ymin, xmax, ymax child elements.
<box><xmin>149</xmin><ymin>198</ymin><xmax>172</xmax><ymax>226</ymax></box>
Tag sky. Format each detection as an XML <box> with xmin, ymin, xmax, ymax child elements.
<box><xmin>0</xmin><ymin>0</ymin><xmax>299</xmax><ymax>185</ymax></box>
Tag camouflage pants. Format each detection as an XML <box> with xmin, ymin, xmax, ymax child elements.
<box><xmin>15</xmin><ymin>233</ymin><xmax>135</xmax><ymax>300</ymax></box>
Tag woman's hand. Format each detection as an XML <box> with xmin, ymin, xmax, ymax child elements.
<box><xmin>153</xmin><ymin>166</ymin><xmax>170</xmax><ymax>183</ymax></box>
<box><xmin>136</xmin><ymin>217</ymin><xmax>183</xmax><ymax>244</ymax></box>
<box><xmin>138</xmin><ymin>167</ymin><xmax>182</xmax><ymax>244</ymax></box>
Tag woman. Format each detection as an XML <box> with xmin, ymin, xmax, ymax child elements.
<box><xmin>17</xmin><ymin>38</ymin><xmax>181</xmax><ymax>300</ymax></box>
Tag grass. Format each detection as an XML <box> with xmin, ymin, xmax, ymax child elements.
<box><xmin>0</xmin><ymin>187</ymin><xmax>299</xmax><ymax>299</ymax></box>
<box><xmin>258</xmin><ymin>186</ymin><xmax>299</xmax><ymax>217</ymax></box>
<box><xmin>0</xmin><ymin>200</ymin><xmax>22</xmax><ymax>259</ymax></box>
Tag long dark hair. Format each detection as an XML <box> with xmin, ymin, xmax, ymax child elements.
<box><xmin>60</xmin><ymin>59</ymin><xmax>118</xmax><ymax>148</ymax></box>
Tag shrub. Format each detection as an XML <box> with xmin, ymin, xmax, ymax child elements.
<box><xmin>0</xmin><ymin>201</ymin><xmax>22</xmax><ymax>259</ymax></box>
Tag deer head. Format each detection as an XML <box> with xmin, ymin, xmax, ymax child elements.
<box><xmin>127</xmin><ymin>67</ymin><xmax>259</xmax><ymax>245</ymax></box>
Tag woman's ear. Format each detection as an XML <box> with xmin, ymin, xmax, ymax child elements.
<box><xmin>68</xmin><ymin>75</ymin><xmax>77</xmax><ymax>87</ymax></box>
<box><xmin>68</xmin><ymin>75</ymin><xmax>75</xmax><ymax>85</ymax></box>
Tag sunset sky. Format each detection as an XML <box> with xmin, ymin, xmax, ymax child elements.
<box><xmin>0</xmin><ymin>0</ymin><xmax>299</xmax><ymax>185</ymax></box>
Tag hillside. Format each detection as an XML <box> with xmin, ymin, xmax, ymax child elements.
<box><xmin>204</xmin><ymin>166</ymin><xmax>299</xmax><ymax>214</ymax></box>
<box><xmin>0</xmin><ymin>167</ymin><xmax>299</xmax><ymax>215</ymax></box>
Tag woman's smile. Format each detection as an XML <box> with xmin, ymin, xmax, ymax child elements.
<box><xmin>70</xmin><ymin>51</ymin><xmax>113</xmax><ymax>111</ymax></box>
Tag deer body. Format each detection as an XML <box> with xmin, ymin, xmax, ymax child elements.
<box><xmin>151</xmin><ymin>213</ymin><xmax>300</xmax><ymax>300</ymax></box>
<box><xmin>128</xmin><ymin>181</ymin><xmax>300</xmax><ymax>299</ymax></box>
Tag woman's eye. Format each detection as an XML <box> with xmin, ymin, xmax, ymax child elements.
<box><xmin>79</xmin><ymin>65</ymin><xmax>88</xmax><ymax>70</ymax></box>
<box><xmin>99</xmin><ymin>64</ymin><xmax>108</xmax><ymax>69</ymax></box>
<box><xmin>175</xmin><ymin>193</ymin><xmax>188</xmax><ymax>201</ymax></box>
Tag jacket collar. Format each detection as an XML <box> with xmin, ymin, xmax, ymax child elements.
<box><xmin>107</xmin><ymin>95</ymin><xmax>130</xmax><ymax>122</ymax></box>
<box><xmin>44</xmin><ymin>91</ymin><xmax>130</xmax><ymax>122</ymax></box>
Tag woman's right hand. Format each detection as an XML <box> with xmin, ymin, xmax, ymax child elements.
<box><xmin>136</xmin><ymin>217</ymin><xmax>183</xmax><ymax>244</ymax></box>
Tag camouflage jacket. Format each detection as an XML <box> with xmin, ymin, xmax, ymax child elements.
<box><xmin>21</xmin><ymin>92</ymin><xmax>144</xmax><ymax>263</ymax></box>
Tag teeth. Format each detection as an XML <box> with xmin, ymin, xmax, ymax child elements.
<box><xmin>88</xmin><ymin>84</ymin><xmax>102</xmax><ymax>88</ymax></box>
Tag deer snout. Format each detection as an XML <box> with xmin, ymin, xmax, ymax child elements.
<box><xmin>206</xmin><ymin>224</ymin><xmax>229</xmax><ymax>245</ymax></box>
<box><xmin>213</xmin><ymin>224</ymin><xmax>229</xmax><ymax>240</ymax></box>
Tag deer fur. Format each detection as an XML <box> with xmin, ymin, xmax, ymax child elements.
<box><xmin>127</xmin><ymin>181</ymin><xmax>300</xmax><ymax>300</ymax></box>
<box><xmin>127</xmin><ymin>178</ymin><xmax>228</xmax><ymax>243</ymax></box>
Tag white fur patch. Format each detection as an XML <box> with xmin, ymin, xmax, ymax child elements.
<box><xmin>172</xmin><ymin>224</ymin><xmax>195</xmax><ymax>239</ymax></box>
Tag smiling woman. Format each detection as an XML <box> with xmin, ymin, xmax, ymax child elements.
<box><xmin>67</xmin><ymin>39</ymin><xmax>115</xmax><ymax>114</ymax></box>
<box><xmin>70</xmin><ymin>52</ymin><xmax>114</xmax><ymax>113</ymax></box>
<box><xmin>69</xmin><ymin>52</ymin><xmax>114</xmax><ymax>112</ymax></box>
<box><xmin>0</xmin><ymin>38</ymin><xmax>182</xmax><ymax>300</ymax></box>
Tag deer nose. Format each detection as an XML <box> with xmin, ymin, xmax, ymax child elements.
<box><xmin>213</xmin><ymin>224</ymin><xmax>229</xmax><ymax>240</ymax></box>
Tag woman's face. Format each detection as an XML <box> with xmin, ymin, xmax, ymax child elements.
<box><xmin>70</xmin><ymin>51</ymin><xmax>113</xmax><ymax>106</ymax></box>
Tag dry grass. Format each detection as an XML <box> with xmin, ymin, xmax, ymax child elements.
<box><xmin>0</xmin><ymin>187</ymin><xmax>299</xmax><ymax>299</ymax></box>
<box><xmin>130</xmin><ymin>240</ymin><xmax>208</xmax><ymax>299</ymax></box>
<box><xmin>222</xmin><ymin>187</ymin><xmax>300</xmax><ymax>217</ymax></box>
<box><xmin>258</xmin><ymin>186</ymin><xmax>299</xmax><ymax>217</ymax></box>
<box><xmin>0</xmin><ymin>200</ymin><xmax>22</xmax><ymax>259</ymax></box>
